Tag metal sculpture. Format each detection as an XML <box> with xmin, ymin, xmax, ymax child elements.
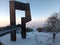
<box><xmin>10</xmin><ymin>0</ymin><xmax>31</xmax><ymax>41</ymax></box>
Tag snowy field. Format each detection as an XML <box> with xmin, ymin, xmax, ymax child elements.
<box><xmin>0</xmin><ymin>30</ymin><xmax>60</xmax><ymax>45</ymax></box>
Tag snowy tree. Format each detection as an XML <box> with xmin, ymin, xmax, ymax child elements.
<box><xmin>46</xmin><ymin>12</ymin><xmax>60</xmax><ymax>39</ymax></box>
<box><xmin>47</xmin><ymin>13</ymin><xmax>60</xmax><ymax>32</ymax></box>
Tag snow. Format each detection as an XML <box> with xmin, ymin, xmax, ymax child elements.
<box><xmin>0</xmin><ymin>30</ymin><xmax>60</xmax><ymax>45</ymax></box>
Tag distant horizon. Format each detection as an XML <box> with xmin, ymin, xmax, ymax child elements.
<box><xmin>0</xmin><ymin>0</ymin><xmax>60</xmax><ymax>28</ymax></box>
<box><xmin>0</xmin><ymin>19</ymin><xmax>46</xmax><ymax>28</ymax></box>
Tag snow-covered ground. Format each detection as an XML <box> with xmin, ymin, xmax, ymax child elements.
<box><xmin>0</xmin><ymin>30</ymin><xmax>60</xmax><ymax>45</ymax></box>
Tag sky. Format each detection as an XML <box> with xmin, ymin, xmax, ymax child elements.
<box><xmin>0</xmin><ymin>0</ymin><xmax>60</xmax><ymax>27</ymax></box>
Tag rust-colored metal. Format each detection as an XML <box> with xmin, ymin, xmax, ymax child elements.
<box><xmin>10</xmin><ymin>0</ymin><xmax>31</xmax><ymax>41</ymax></box>
<box><xmin>10</xmin><ymin>0</ymin><xmax>16</xmax><ymax>41</ymax></box>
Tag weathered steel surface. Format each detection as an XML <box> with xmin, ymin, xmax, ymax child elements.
<box><xmin>10</xmin><ymin>0</ymin><xmax>16</xmax><ymax>41</ymax></box>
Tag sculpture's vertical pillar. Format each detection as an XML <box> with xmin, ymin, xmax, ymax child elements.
<box><xmin>25</xmin><ymin>4</ymin><xmax>31</xmax><ymax>22</ymax></box>
<box><xmin>21</xmin><ymin>4</ymin><xmax>31</xmax><ymax>38</ymax></box>
<box><xmin>25</xmin><ymin>10</ymin><xmax>31</xmax><ymax>22</ymax></box>
<box><xmin>21</xmin><ymin>18</ymin><xmax>26</xmax><ymax>38</ymax></box>
<box><xmin>10</xmin><ymin>0</ymin><xmax>16</xmax><ymax>41</ymax></box>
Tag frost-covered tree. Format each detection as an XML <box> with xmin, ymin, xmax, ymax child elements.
<box><xmin>47</xmin><ymin>13</ymin><xmax>60</xmax><ymax>32</ymax></box>
<box><xmin>46</xmin><ymin>12</ymin><xmax>60</xmax><ymax>39</ymax></box>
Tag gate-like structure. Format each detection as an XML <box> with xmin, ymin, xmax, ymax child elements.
<box><xmin>10</xmin><ymin>0</ymin><xmax>31</xmax><ymax>41</ymax></box>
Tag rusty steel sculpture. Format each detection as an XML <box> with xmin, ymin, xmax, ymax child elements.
<box><xmin>10</xmin><ymin>0</ymin><xmax>31</xmax><ymax>41</ymax></box>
